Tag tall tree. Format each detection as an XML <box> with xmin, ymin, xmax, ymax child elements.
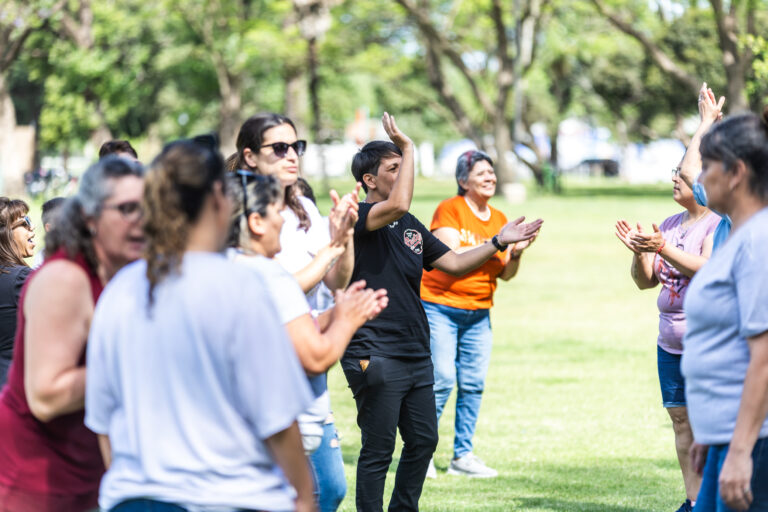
<box><xmin>393</xmin><ymin>0</ymin><xmax>550</xmax><ymax>185</ymax></box>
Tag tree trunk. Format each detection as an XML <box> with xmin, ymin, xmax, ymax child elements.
<box><xmin>215</xmin><ymin>70</ymin><xmax>242</xmax><ymax>157</ymax></box>
<box><xmin>0</xmin><ymin>73</ymin><xmax>24</xmax><ymax>195</ymax></box>
<box><xmin>491</xmin><ymin>116</ymin><xmax>514</xmax><ymax>190</ymax></box>
<box><xmin>307</xmin><ymin>36</ymin><xmax>329</xmax><ymax>194</ymax></box>
<box><xmin>284</xmin><ymin>69</ymin><xmax>308</xmax><ymax>137</ymax></box>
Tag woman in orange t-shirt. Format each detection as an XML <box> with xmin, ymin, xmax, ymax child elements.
<box><xmin>421</xmin><ymin>150</ymin><xmax>538</xmax><ymax>479</ymax></box>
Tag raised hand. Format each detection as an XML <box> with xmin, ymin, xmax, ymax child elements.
<box><xmin>615</xmin><ymin>219</ymin><xmax>640</xmax><ymax>254</ymax></box>
<box><xmin>382</xmin><ymin>112</ymin><xmax>413</xmax><ymax>150</ymax></box>
<box><xmin>629</xmin><ymin>223</ymin><xmax>664</xmax><ymax>253</ymax></box>
<box><xmin>698</xmin><ymin>82</ymin><xmax>725</xmax><ymax>126</ymax></box>
<box><xmin>497</xmin><ymin>216</ymin><xmax>543</xmax><ymax>245</ymax></box>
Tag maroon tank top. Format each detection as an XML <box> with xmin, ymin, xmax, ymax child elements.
<box><xmin>0</xmin><ymin>249</ymin><xmax>105</xmax><ymax>511</ymax></box>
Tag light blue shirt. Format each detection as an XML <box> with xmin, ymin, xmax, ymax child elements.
<box><xmin>682</xmin><ymin>207</ymin><xmax>768</xmax><ymax>445</ymax></box>
<box><xmin>85</xmin><ymin>253</ymin><xmax>312</xmax><ymax>511</ymax></box>
<box><xmin>693</xmin><ymin>181</ymin><xmax>732</xmax><ymax>250</ymax></box>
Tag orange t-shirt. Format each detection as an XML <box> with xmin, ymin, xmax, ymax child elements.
<box><xmin>420</xmin><ymin>195</ymin><xmax>508</xmax><ymax>310</ymax></box>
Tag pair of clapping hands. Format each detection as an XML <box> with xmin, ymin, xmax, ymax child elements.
<box><xmin>614</xmin><ymin>220</ymin><xmax>664</xmax><ymax>254</ymax></box>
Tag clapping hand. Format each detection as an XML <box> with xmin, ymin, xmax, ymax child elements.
<box><xmin>382</xmin><ymin>112</ymin><xmax>413</xmax><ymax>150</ymax></box>
<box><xmin>497</xmin><ymin>216</ymin><xmax>544</xmax><ymax>245</ymax></box>
<box><xmin>328</xmin><ymin>183</ymin><xmax>361</xmax><ymax>247</ymax></box>
<box><xmin>698</xmin><ymin>82</ymin><xmax>725</xmax><ymax>126</ymax></box>
<box><xmin>335</xmin><ymin>280</ymin><xmax>389</xmax><ymax>325</ymax></box>
<box><xmin>629</xmin><ymin>223</ymin><xmax>664</xmax><ymax>253</ymax></box>
<box><xmin>615</xmin><ymin>219</ymin><xmax>641</xmax><ymax>254</ymax></box>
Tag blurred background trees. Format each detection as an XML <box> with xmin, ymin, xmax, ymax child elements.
<box><xmin>2</xmin><ymin>0</ymin><xmax>768</xmax><ymax>194</ymax></box>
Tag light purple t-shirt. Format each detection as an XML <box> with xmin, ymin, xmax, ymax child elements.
<box><xmin>654</xmin><ymin>211</ymin><xmax>719</xmax><ymax>354</ymax></box>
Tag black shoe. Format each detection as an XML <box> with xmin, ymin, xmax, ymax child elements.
<box><xmin>675</xmin><ymin>499</ymin><xmax>693</xmax><ymax>512</ymax></box>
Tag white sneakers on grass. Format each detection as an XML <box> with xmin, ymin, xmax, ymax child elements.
<box><xmin>426</xmin><ymin>453</ymin><xmax>498</xmax><ymax>479</ymax></box>
<box><xmin>426</xmin><ymin>457</ymin><xmax>437</xmax><ymax>479</ymax></box>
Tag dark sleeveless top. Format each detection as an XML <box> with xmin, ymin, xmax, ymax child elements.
<box><xmin>0</xmin><ymin>264</ymin><xmax>31</xmax><ymax>387</ymax></box>
<box><xmin>0</xmin><ymin>249</ymin><xmax>104</xmax><ymax>511</ymax></box>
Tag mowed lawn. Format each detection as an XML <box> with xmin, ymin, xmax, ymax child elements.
<box><xmin>314</xmin><ymin>177</ymin><xmax>686</xmax><ymax>511</ymax></box>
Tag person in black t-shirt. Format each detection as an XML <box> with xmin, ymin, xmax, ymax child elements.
<box><xmin>341</xmin><ymin>113</ymin><xmax>543</xmax><ymax>512</ymax></box>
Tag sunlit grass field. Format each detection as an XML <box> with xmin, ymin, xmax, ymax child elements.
<box><xmin>313</xmin><ymin>177</ymin><xmax>685</xmax><ymax>511</ymax></box>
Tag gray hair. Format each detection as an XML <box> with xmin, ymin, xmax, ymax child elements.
<box><xmin>45</xmin><ymin>156</ymin><xmax>145</xmax><ymax>272</ymax></box>
<box><xmin>455</xmin><ymin>150</ymin><xmax>493</xmax><ymax>196</ymax></box>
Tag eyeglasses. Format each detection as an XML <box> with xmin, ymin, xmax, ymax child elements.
<box><xmin>12</xmin><ymin>216</ymin><xmax>32</xmax><ymax>230</ymax></box>
<box><xmin>103</xmin><ymin>201</ymin><xmax>143</xmax><ymax>222</ymax></box>
<box><xmin>260</xmin><ymin>140</ymin><xmax>307</xmax><ymax>158</ymax></box>
<box><xmin>672</xmin><ymin>167</ymin><xmax>681</xmax><ymax>178</ymax></box>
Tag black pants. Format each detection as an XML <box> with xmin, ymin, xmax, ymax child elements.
<box><xmin>341</xmin><ymin>355</ymin><xmax>438</xmax><ymax>512</ymax></box>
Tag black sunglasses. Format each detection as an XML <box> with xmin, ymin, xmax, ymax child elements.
<box><xmin>260</xmin><ymin>140</ymin><xmax>307</xmax><ymax>158</ymax></box>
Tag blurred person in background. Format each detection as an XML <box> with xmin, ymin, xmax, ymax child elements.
<box><xmin>0</xmin><ymin>198</ymin><xmax>34</xmax><ymax>387</ymax></box>
<box><xmin>0</xmin><ymin>156</ymin><xmax>145</xmax><ymax>512</ymax></box>
<box><xmin>32</xmin><ymin>197</ymin><xmax>65</xmax><ymax>268</ymax></box>
<box><xmin>420</xmin><ymin>150</ymin><xmax>540</xmax><ymax>479</ymax></box>
<box><xmin>99</xmin><ymin>140</ymin><xmax>139</xmax><ymax>161</ymax></box>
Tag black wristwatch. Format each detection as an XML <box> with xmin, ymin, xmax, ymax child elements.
<box><xmin>491</xmin><ymin>235</ymin><xmax>508</xmax><ymax>252</ymax></box>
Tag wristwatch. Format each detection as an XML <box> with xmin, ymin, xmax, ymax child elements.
<box><xmin>491</xmin><ymin>235</ymin><xmax>508</xmax><ymax>252</ymax></box>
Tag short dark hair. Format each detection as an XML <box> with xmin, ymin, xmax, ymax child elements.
<box><xmin>99</xmin><ymin>140</ymin><xmax>138</xmax><ymax>159</ymax></box>
<box><xmin>41</xmin><ymin>197</ymin><xmax>65</xmax><ymax>227</ymax></box>
<box><xmin>351</xmin><ymin>141</ymin><xmax>402</xmax><ymax>193</ymax></box>
<box><xmin>700</xmin><ymin>108</ymin><xmax>768</xmax><ymax>201</ymax></box>
<box><xmin>455</xmin><ymin>150</ymin><xmax>493</xmax><ymax>196</ymax></box>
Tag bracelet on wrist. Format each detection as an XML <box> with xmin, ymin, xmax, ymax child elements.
<box><xmin>656</xmin><ymin>240</ymin><xmax>666</xmax><ymax>254</ymax></box>
<box><xmin>491</xmin><ymin>235</ymin><xmax>508</xmax><ymax>252</ymax></box>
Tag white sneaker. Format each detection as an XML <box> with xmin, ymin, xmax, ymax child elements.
<box><xmin>426</xmin><ymin>457</ymin><xmax>437</xmax><ymax>479</ymax></box>
<box><xmin>446</xmin><ymin>453</ymin><xmax>498</xmax><ymax>478</ymax></box>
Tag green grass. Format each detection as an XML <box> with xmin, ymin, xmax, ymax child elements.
<box><xmin>311</xmin><ymin>178</ymin><xmax>686</xmax><ymax>511</ymax></box>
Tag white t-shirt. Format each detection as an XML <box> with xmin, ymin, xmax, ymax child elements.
<box><xmin>85</xmin><ymin>252</ymin><xmax>312</xmax><ymax>512</ymax></box>
<box><xmin>229</xmin><ymin>249</ymin><xmax>329</xmax><ymax>438</ymax></box>
<box><xmin>275</xmin><ymin>196</ymin><xmax>330</xmax><ymax>312</ymax></box>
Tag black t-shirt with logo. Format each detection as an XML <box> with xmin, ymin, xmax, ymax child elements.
<box><xmin>345</xmin><ymin>201</ymin><xmax>450</xmax><ymax>359</ymax></box>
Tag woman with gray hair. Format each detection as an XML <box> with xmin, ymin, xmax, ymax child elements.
<box><xmin>0</xmin><ymin>156</ymin><xmax>145</xmax><ymax>512</ymax></box>
<box><xmin>420</xmin><ymin>149</ymin><xmax>540</xmax><ymax>478</ymax></box>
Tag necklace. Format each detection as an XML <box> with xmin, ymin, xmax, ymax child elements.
<box><xmin>679</xmin><ymin>210</ymin><xmax>708</xmax><ymax>239</ymax></box>
<box><xmin>463</xmin><ymin>196</ymin><xmax>491</xmax><ymax>221</ymax></box>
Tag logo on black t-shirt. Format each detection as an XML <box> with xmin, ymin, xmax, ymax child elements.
<box><xmin>403</xmin><ymin>229</ymin><xmax>423</xmax><ymax>254</ymax></box>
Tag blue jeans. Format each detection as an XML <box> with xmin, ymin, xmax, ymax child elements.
<box><xmin>423</xmin><ymin>300</ymin><xmax>492</xmax><ymax>459</ymax></box>
<box><xmin>695</xmin><ymin>437</ymin><xmax>768</xmax><ymax>511</ymax></box>
<box><xmin>309</xmin><ymin>421</ymin><xmax>347</xmax><ymax>512</ymax></box>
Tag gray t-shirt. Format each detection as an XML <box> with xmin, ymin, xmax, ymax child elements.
<box><xmin>85</xmin><ymin>253</ymin><xmax>312</xmax><ymax>511</ymax></box>
<box><xmin>229</xmin><ymin>250</ymin><xmax>329</xmax><ymax>438</ymax></box>
<box><xmin>682</xmin><ymin>207</ymin><xmax>768</xmax><ymax>445</ymax></box>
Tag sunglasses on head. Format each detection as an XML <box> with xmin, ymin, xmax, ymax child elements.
<box><xmin>260</xmin><ymin>140</ymin><xmax>307</xmax><ymax>158</ymax></box>
<box><xmin>235</xmin><ymin>170</ymin><xmax>271</xmax><ymax>218</ymax></box>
